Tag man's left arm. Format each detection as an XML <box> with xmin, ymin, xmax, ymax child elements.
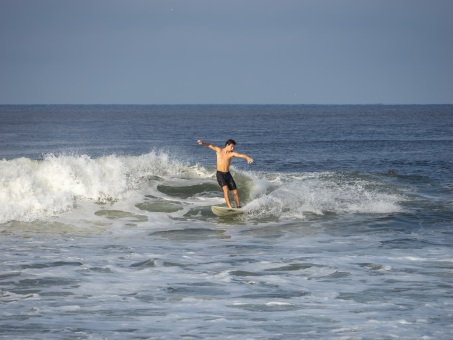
<box><xmin>233</xmin><ymin>152</ymin><xmax>254</xmax><ymax>164</ymax></box>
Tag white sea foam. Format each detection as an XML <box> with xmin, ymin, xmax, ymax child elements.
<box><xmin>245</xmin><ymin>172</ymin><xmax>404</xmax><ymax>219</ymax></box>
<box><xmin>0</xmin><ymin>151</ymin><xmax>192</xmax><ymax>223</ymax></box>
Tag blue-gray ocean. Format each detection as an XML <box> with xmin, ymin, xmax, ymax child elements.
<box><xmin>1</xmin><ymin>105</ymin><xmax>452</xmax><ymax>339</ymax></box>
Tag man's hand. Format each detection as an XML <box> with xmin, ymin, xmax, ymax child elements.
<box><xmin>246</xmin><ymin>157</ymin><xmax>254</xmax><ymax>164</ymax></box>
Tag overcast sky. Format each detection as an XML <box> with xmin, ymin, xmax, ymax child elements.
<box><xmin>1</xmin><ymin>0</ymin><xmax>452</xmax><ymax>104</ymax></box>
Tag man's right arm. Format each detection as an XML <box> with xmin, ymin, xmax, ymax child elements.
<box><xmin>197</xmin><ymin>140</ymin><xmax>218</xmax><ymax>151</ymax></box>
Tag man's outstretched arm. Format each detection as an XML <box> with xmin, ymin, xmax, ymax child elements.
<box><xmin>197</xmin><ymin>140</ymin><xmax>219</xmax><ymax>151</ymax></box>
<box><xmin>233</xmin><ymin>152</ymin><xmax>254</xmax><ymax>164</ymax></box>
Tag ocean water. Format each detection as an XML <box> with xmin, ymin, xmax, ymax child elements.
<box><xmin>1</xmin><ymin>104</ymin><xmax>452</xmax><ymax>339</ymax></box>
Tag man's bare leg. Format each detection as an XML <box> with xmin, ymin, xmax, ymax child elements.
<box><xmin>222</xmin><ymin>186</ymin><xmax>232</xmax><ymax>208</ymax></box>
<box><xmin>232</xmin><ymin>189</ymin><xmax>241</xmax><ymax>208</ymax></box>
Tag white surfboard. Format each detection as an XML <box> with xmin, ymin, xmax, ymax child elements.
<box><xmin>211</xmin><ymin>206</ymin><xmax>244</xmax><ymax>217</ymax></box>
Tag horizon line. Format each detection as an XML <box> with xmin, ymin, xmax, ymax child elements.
<box><xmin>1</xmin><ymin>103</ymin><xmax>452</xmax><ymax>106</ymax></box>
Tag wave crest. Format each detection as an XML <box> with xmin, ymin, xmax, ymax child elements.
<box><xmin>0</xmin><ymin>151</ymin><xmax>188</xmax><ymax>223</ymax></box>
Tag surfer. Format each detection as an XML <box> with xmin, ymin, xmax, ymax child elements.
<box><xmin>197</xmin><ymin>139</ymin><xmax>253</xmax><ymax>208</ymax></box>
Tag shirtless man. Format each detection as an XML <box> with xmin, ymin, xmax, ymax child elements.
<box><xmin>198</xmin><ymin>139</ymin><xmax>253</xmax><ymax>208</ymax></box>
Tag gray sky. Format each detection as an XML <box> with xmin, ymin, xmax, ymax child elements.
<box><xmin>1</xmin><ymin>0</ymin><xmax>452</xmax><ymax>104</ymax></box>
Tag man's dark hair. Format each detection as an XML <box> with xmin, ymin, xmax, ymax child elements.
<box><xmin>225</xmin><ymin>139</ymin><xmax>236</xmax><ymax>146</ymax></box>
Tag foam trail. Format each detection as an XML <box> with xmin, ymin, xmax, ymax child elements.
<box><xmin>245</xmin><ymin>172</ymin><xmax>404</xmax><ymax>219</ymax></box>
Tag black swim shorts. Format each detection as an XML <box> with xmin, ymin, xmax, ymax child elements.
<box><xmin>216</xmin><ymin>171</ymin><xmax>237</xmax><ymax>191</ymax></box>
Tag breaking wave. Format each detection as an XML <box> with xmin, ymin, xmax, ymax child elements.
<box><xmin>0</xmin><ymin>151</ymin><xmax>405</xmax><ymax>224</ymax></box>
